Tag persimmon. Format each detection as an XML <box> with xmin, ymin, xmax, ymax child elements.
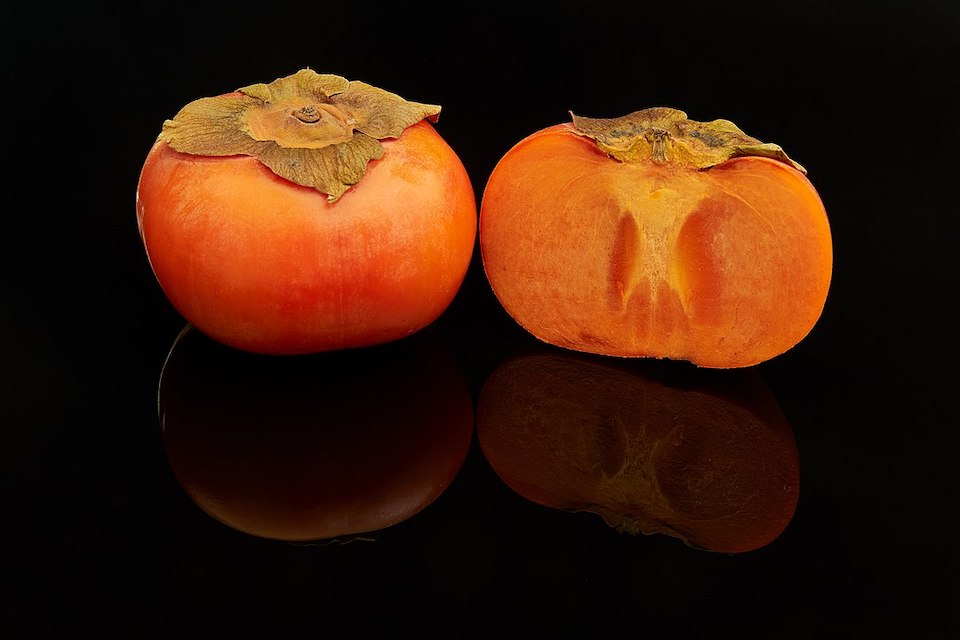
<box><xmin>479</xmin><ymin>108</ymin><xmax>832</xmax><ymax>368</ymax></box>
<box><xmin>158</xmin><ymin>323</ymin><xmax>475</xmax><ymax>542</ymax></box>
<box><xmin>476</xmin><ymin>350</ymin><xmax>800</xmax><ymax>553</ymax></box>
<box><xmin>137</xmin><ymin>69</ymin><xmax>476</xmax><ymax>355</ymax></box>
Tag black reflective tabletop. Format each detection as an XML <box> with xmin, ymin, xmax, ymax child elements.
<box><xmin>3</xmin><ymin>3</ymin><xmax>957</xmax><ymax>637</ymax></box>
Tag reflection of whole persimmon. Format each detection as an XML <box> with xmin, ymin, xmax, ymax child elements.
<box><xmin>158</xmin><ymin>324</ymin><xmax>475</xmax><ymax>542</ymax></box>
<box><xmin>477</xmin><ymin>351</ymin><xmax>799</xmax><ymax>553</ymax></box>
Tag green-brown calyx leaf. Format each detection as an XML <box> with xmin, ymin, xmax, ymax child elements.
<box><xmin>570</xmin><ymin>107</ymin><xmax>806</xmax><ymax>174</ymax></box>
<box><xmin>158</xmin><ymin>68</ymin><xmax>442</xmax><ymax>201</ymax></box>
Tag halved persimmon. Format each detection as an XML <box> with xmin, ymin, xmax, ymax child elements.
<box><xmin>479</xmin><ymin>108</ymin><xmax>832</xmax><ymax>368</ymax></box>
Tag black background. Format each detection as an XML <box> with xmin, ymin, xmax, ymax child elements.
<box><xmin>3</xmin><ymin>1</ymin><xmax>958</xmax><ymax>637</ymax></box>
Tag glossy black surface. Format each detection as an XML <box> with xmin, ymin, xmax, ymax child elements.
<box><xmin>3</xmin><ymin>2</ymin><xmax>957</xmax><ymax>637</ymax></box>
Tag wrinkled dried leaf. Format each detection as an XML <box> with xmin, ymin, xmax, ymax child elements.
<box><xmin>239</xmin><ymin>69</ymin><xmax>350</xmax><ymax>104</ymax></box>
<box><xmin>257</xmin><ymin>134</ymin><xmax>384</xmax><ymax>202</ymax></box>
<box><xmin>160</xmin><ymin>94</ymin><xmax>267</xmax><ymax>157</ymax></box>
<box><xmin>333</xmin><ymin>81</ymin><xmax>441</xmax><ymax>139</ymax></box>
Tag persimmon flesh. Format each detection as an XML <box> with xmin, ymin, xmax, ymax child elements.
<box><xmin>479</xmin><ymin>110</ymin><xmax>832</xmax><ymax>368</ymax></box>
<box><xmin>137</xmin><ymin>70</ymin><xmax>476</xmax><ymax>355</ymax></box>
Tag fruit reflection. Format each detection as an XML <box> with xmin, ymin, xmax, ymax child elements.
<box><xmin>158</xmin><ymin>324</ymin><xmax>474</xmax><ymax>542</ymax></box>
<box><xmin>477</xmin><ymin>351</ymin><xmax>799</xmax><ymax>553</ymax></box>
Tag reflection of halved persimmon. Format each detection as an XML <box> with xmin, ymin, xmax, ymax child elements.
<box><xmin>158</xmin><ymin>323</ymin><xmax>474</xmax><ymax>542</ymax></box>
<box><xmin>477</xmin><ymin>351</ymin><xmax>799</xmax><ymax>553</ymax></box>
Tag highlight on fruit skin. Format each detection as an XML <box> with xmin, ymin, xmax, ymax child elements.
<box><xmin>476</xmin><ymin>349</ymin><xmax>800</xmax><ymax>554</ymax></box>
<box><xmin>478</xmin><ymin>108</ymin><xmax>833</xmax><ymax>368</ymax></box>
<box><xmin>136</xmin><ymin>69</ymin><xmax>477</xmax><ymax>355</ymax></box>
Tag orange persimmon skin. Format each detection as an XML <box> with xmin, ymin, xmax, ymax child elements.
<box><xmin>479</xmin><ymin>124</ymin><xmax>832</xmax><ymax>368</ymax></box>
<box><xmin>137</xmin><ymin>121</ymin><xmax>477</xmax><ymax>355</ymax></box>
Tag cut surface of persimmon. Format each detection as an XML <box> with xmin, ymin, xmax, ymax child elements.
<box><xmin>479</xmin><ymin>108</ymin><xmax>833</xmax><ymax>368</ymax></box>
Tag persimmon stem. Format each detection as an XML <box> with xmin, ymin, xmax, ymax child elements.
<box><xmin>294</xmin><ymin>106</ymin><xmax>321</xmax><ymax>123</ymax></box>
<box><xmin>570</xmin><ymin>108</ymin><xmax>806</xmax><ymax>173</ymax></box>
<box><xmin>651</xmin><ymin>129</ymin><xmax>669</xmax><ymax>163</ymax></box>
<box><xmin>158</xmin><ymin>69</ymin><xmax>442</xmax><ymax>201</ymax></box>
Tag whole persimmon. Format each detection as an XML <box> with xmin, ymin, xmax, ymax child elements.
<box><xmin>137</xmin><ymin>69</ymin><xmax>477</xmax><ymax>355</ymax></box>
<box><xmin>479</xmin><ymin>108</ymin><xmax>832</xmax><ymax>368</ymax></box>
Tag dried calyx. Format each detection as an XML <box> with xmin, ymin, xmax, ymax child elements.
<box><xmin>571</xmin><ymin>107</ymin><xmax>805</xmax><ymax>173</ymax></box>
<box><xmin>158</xmin><ymin>69</ymin><xmax>441</xmax><ymax>201</ymax></box>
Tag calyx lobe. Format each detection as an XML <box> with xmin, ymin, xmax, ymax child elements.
<box><xmin>158</xmin><ymin>69</ymin><xmax>441</xmax><ymax>201</ymax></box>
<box><xmin>571</xmin><ymin>107</ymin><xmax>805</xmax><ymax>173</ymax></box>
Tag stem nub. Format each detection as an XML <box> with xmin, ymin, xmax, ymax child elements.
<box><xmin>294</xmin><ymin>105</ymin><xmax>322</xmax><ymax>123</ymax></box>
